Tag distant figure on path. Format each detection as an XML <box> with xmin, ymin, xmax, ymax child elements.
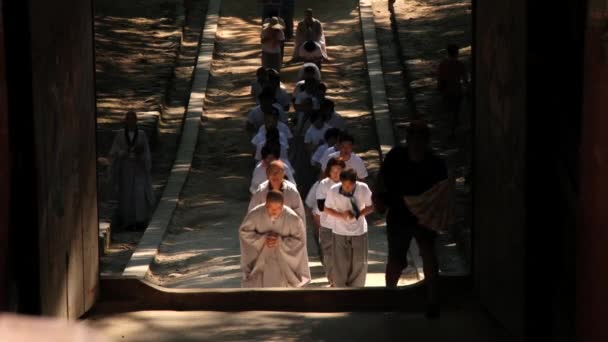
<box><xmin>292</xmin><ymin>8</ymin><xmax>329</xmax><ymax>62</ymax></box>
<box><xmin>261</xmin><ymin>17</ymin><xmax>285</xmax><ymax>71</ymax></box>
<box><xmin>108</xmin><ymin>111</ymin><xmax>155</xmax><ymax>230</ymax></box>
<box><xmin>437</xmin><ymin>44</ymin><xmax>468</xmax><ymax>139</ymax></box>
<box><xmin>250</xmin><ymin>67</ymin><xmax>268</xmax><ymax>102</ymax></box>
<box><xmin>240</xmin><ymin>191</ymin><xmax>311</xmax><ymax>288</ymax></box>
<box><xmin>280</xmin><ymin>0</ymin><xmax>296</xmax><ymax>40</ymax></box>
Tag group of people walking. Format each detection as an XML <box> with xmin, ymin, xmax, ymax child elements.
<box><xmin>240</xmin><ymin>47</ymin><xmax>375</xmax><ymax>288</ymax></box>
<box><xmin>239</xmin><ymin>4</ymin><xmax>455</xmax><ymax>320</ymax></box>
<box><xmin>104</xmin><ymin>1</ymin><xmax>464</xmax><ymax>319</ymax></box>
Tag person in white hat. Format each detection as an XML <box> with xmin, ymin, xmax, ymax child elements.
<box><xmin>261</xmin><ymin>16</ymin><xmax>285</xmax><ymax>71</ymax></box>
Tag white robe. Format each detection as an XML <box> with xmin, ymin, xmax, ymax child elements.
<box><xmin>240</xmin><ymin>204</ymin><xmax>311</xmax><ymax>288</ymax></box>
<box><xmin>249</xmin><ymin>180</ymin><xmax>306</xmax><ymax>228</ymax></box>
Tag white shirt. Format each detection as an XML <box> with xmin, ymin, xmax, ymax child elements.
<box><xmin>311</xmin><ymin>143</ymin><xmax>329</xmax><ymax>166</ymax></box>
<box><xmin>322</xmin><ymin>151</ymin><xmax>368</xmax><ymax>179</ymax></box>
<box><xmin>305</xmin><ymin>181</ymin><xmax>320</xmax><ymax>215</ymax></box>
<box><xmin>318</xmin><ymin>145</ymin><xmax>337</xmax><ymax>169</ymax></box>
<box><xmin>324</xmin><ymin>182</ymin><xmax>373</xmax><ymax>236</ymax></box>
<box><xmin>304</xmin><ymin>123</ymin><xmax>331</xmax><ymax>146</ymax></box>
<box><xmin>247</xmin><ymin>104</ymin><xmax>288</xmax><ymax>129</ymax></box>
<box><xmin>250</xmin><ymin>161</ymin><xmax>296</xmax><ymax>194</ymax></box>
<box><xmin>315</xmin><ymin>177</ymin><xmax>340</xmax><ymax>228</ymax></box>
<box><xmin>256</xmin><ymin>122</ymin><xmax>293</xmax><ymax>141</ymax></box>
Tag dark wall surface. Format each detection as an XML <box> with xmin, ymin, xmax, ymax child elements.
<box><xmin>578</xmin><ymin>1</ymin><xmax>608</xmax><ymax>341</ymax></box>
<box><xmin>0</xmin><ymin>0</ymin><xmax>11</xmax><ymax>310</ymax></box>
<box><xmin>474</xmin><ymin>0</ymin><xmax>527</xmax><ymax>338</ymax></box>
<box><xmin>28</xmin><ymin>0</ymin><xmax>99</xmax><ymax>318</ymax></box>
<box><xmin>2</xmin><ymin>0</ymin><xmax>98</xmax><ymax>318</ymax></box>
<box><xmin>475</xmin><ymin>0</ymin><xmax>586</xmax><ymax>340</ymax></box>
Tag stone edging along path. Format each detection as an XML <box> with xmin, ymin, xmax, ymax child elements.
<box><xmin>122</xmin><ymin>0</ymin><xmax>221</xmax><ymax>278</ymax></box>
<box><xmin>359</xmin><ymin>0</ymin><xmax>395</xmax><ymax>157</ymax></box>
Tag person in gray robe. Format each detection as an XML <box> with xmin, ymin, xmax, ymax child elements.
<box><xmin>292</xmin><ymin>8</ymin><xmax>328</xmax><ymax>62</ymax></box>
<box><xmin>240</xmin><ymin>191</ymin><xmax>311</xmax><ymax>288</ymax></box>
<box><xmin>108</xmin><ymin>111</ymin><xmax>155</xmax><ymax>230</ymax></box>
<box><xmin>249</xmin><ymin>160</ymin><xmax>307</xmax><ymax>227</ymax></box>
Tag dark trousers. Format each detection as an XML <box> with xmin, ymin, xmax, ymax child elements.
<box><xmin>385</xmin><ymin>216</ymin><xmax>439</xmax><ymax>304</ymax></box>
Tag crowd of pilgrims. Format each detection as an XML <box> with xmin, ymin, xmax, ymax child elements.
<box><xmin>104</xmin><ymin>5</ymin><xmax>456</xmax><ymax>318</ymax></box>
<box><xmin>241</xmin><ymin>60</ymin><xmax>373</xmax><ymax>289</ymax></box>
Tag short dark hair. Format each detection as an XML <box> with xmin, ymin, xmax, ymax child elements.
<box><xmin>324</xmin><ymin>127</ymin><xmax>341</xmax><ymax>142</ymax></box>
<box><xmin>261</xmin><ymin>143</ymin><xmax>280</xmax><ymax>160</ymax></box>
<box><xmin>318</xmin><ymin>83</ymin><xmax>327</xmax><ymax>92</ymax></box>
<box><xmin>325</xmin><ymin>157</ymin><xmax>346</xmax><ymax>177</ymax></box>
<box><xmin>338</xmin><ymin>132</ymin><xmax>355</xmax><ymax>145</ymax></box>
<box><xmin>304</xmin><ymin>66</ymin><xmax>316</xmax><ymax>74</ymax></box>
<box><xmin>266</xmin><ymin>190</ymin><xmax>284</xmax><ymax>204</ymax></box>
<box><xmin>256</xmin><ymin>67</ymin><xmax>266</xmax><ymax>77</ymax></box>
<box><xmin>339</xmin><ymin>168</ymin><xmax>357</xmax><ymax>183</ymax></box>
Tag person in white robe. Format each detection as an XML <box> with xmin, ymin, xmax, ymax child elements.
<box><xmin>250</xmin><ymin>145</ymin><xmax>296</xmax><ymax>194</ymax></box>
<box><xmin>107</xmin><ymin>111</ymin><xmax>155</xmax><ymax>230</ymax></box>
<box><xmin>249</xmin><ymin>160</ymin><xmax>306</xmax><ymax>227</ymax></box>
<box><xmin>240</xmin><ymin>191</ymin><xmax>311</xmax><ymax>287</ymax></box>
<box><xmin>292</xmin><ymin>8</ymin><xmax>329</xmax><ymax>62</ymax></box>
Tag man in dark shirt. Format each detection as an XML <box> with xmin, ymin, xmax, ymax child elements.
<box><xmin>375</xmin><ymin>120</ymin><xmax>448</xmax><ymax>318</ymax></box>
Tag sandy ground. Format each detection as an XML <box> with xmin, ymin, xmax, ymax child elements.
<box><xmin>96</xmin><ymin>0</ymin><xmax>208</xmax><ymax>274</ymax></box>
<box><xmin>147</xmin><ymin>0</ymin><xmax>422</xmax><ymax>288</ymax></box>
<box><xmin>86</xmin><ymin>305</ymin><xmax>511</xmax><ymax>342</ymax></box>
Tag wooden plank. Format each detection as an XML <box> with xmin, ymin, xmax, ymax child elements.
<box><xmin>81</xmin><ymin>0</ymin><xmax>99</xmax><ymax>315</ymax></box>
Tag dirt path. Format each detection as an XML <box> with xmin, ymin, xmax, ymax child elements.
<box><xmin>96</xmin><ymin>0</ymin><xmax>208</xmax><ymax>274</ymax></box>
<box><xmin>147</xmin><ymin>0</ymin><xmax>422</xmax><ymax>288</ymax></box>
